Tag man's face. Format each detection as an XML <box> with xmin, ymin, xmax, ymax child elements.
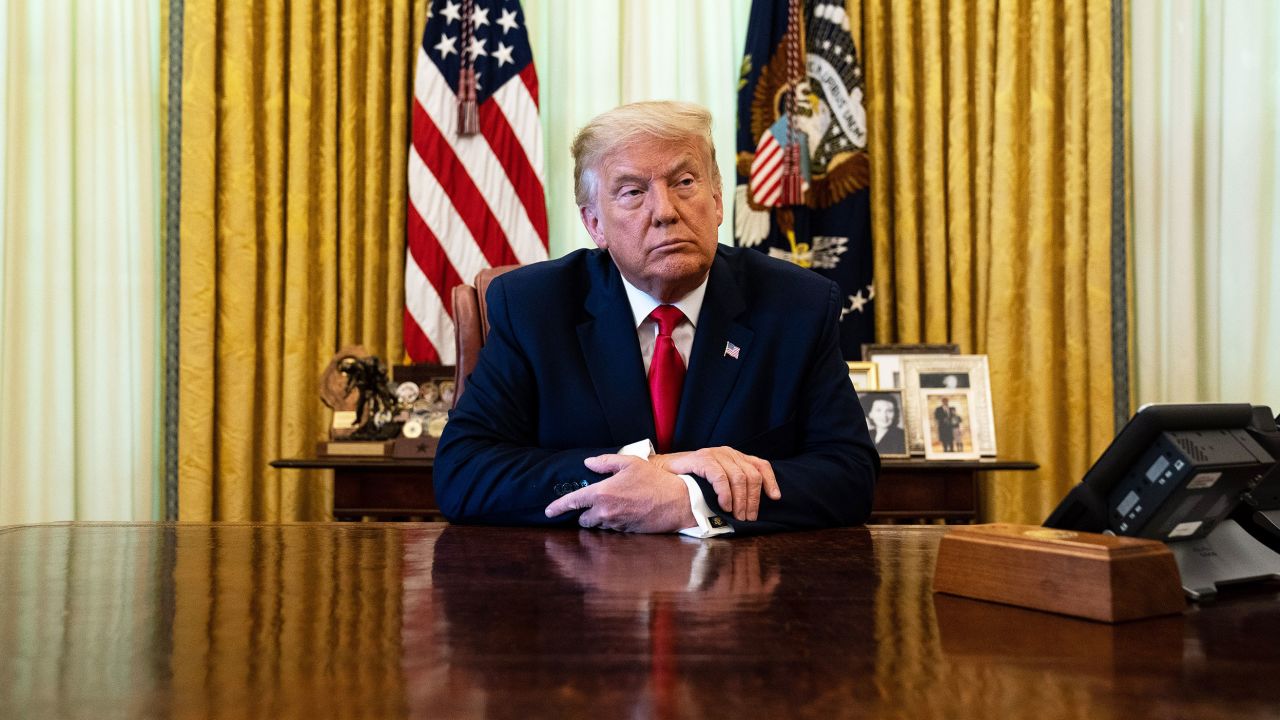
<box><xmin>579</xmin><ymin>134</ymin><xmax>723</xmax><ymax>302</ymax></box>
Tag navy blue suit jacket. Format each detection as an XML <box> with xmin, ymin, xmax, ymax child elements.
<box><xmin>434</xmin><ymin>245</ymin><xmax>879</xmax><ymax>533</ymax></box>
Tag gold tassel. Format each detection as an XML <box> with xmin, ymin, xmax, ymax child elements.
<box><xmin>457</xmin><ymin>67</ymin><xmax>479</xmax><ymax>136</ymax></box>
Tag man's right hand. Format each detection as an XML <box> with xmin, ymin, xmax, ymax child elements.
<box><xmin>543</xmin><ymin>455</ymin><xmax>696</xmax><ymax>533</ymax></box>
<box><xmin>649</xmin><ymin>447</ymin><xmax>780</xmax><ymax>522</ymax></box>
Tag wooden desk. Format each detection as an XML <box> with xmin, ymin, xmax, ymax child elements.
<box><xmin>1</xmin><ymin>523</ymin><xmax>1277</xmax><ymax>718</ymax></box>
<box><xmin>271</xmin><ymin>457</ymin><xmax>1037</xmax><ymax>522</ymax></box>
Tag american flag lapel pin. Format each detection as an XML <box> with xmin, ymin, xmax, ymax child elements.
<box><xmin>724</xmin><ymin>341</ymin><xmax>741</xmax><ymax>360</ymax></box>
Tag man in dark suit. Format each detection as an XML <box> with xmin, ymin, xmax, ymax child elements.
<box><xmin>434</xmin><ymin>101</ymin><xmax>878</xmax><ymax>535</ymax></box>
<box><xmin>934</xmin><ymin>399</ymin><xmax>956</xmax><ymax>452</ymax></box>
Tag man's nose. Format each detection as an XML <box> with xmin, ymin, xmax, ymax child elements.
<box><xmin>649</xmin><ymin>183</ymin><xmax>678</xmax><ymax>226</ymax></box>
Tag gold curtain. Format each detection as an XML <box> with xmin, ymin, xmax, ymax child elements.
<box><xmin>177</xmin><ymin>1</ymin><xmax>429</xmax><ymax>520</ymax></box>
<box><xmin>850</xmin><ymin>0</ymin><xmax>1127</xmax><ymax>523</ymax></box>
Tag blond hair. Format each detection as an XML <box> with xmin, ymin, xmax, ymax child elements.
<box><xmin>571</xmin><ymin>100</ymin><xmax>721</xmax><ymax>208</ymax></box>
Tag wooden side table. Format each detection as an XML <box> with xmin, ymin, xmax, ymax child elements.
<box><xmin>270</xmin><ymin>457</ymin><xmax>437</xmax><ymax>521</ymax></box>
<box><xmin>270</xmin><ymin>456</ymin><xmax>1038</xmax><ymax>523</ymax></box>
<box><xmin>875</xmin><ymin>459</ymin><xmax>1039</xmax><ymax>523</ymax></box>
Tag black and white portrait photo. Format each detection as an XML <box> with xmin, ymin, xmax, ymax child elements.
<box><xmin>859</xmin><ymin>390</ymin><xmax>908</xmax><ymax>458</ymax></box>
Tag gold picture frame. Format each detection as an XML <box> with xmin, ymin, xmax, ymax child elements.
<box><xmin>847</xmin><ymin>361</ymin><xmax>879</xmax><ymax>391</ymax></box>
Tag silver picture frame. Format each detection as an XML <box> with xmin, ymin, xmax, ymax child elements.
<box><xmin>861</xmin><ymin>343</ymin><xmax>960</xmax><ymax>389</ymax></box>
<box><xmin>900</xmin><ymin>354</ymin><xmax>997</xmax><ymax>457</ymax></box>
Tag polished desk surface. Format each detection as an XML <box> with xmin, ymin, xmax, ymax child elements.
<box><xmin>1</xmin><ymin>523</ymin><xmax>1278</xmax><ymax>719</ymax></box>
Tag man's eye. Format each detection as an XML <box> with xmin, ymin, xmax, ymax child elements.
<box><xmin>678</xmin><ymin>177</ymin><xmax>695</xmax><ymax>186</ymax></box>
<box><xmin>621</xmin><ymin>189</ymin><xmax>642</xmax><ymax>198</ymax></box>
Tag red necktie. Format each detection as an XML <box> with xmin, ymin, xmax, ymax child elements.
<box><xmin>648</xmin><ymin>305</ymin><xmax>686</xmax><ymax>453</ymax></box>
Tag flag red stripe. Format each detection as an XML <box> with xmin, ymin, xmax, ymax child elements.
<box><xmin>407</xmin><ymin>206</ymin><xmax>463</xmax><ymax>317</ymax></box>
<box><xmin>478</xmin><ymin>101</ymin><xmax>549</xmax><ymax>247</ymax></box>
<box><xmin>412</xmin><ymin>101</ymin><xmax>520</xmax><ymax>267</ymax></box>
<box><xmin>756</xmin><ymin>172</ymin><xmax>782</xmax><ymax>202</ymax></box>
<box><xmin>519</xmin><ymin>64</ymin><xmax>539</xmax><ymax>107</ymax></box>
<box><xmin>403</xmin><ymin>306</ymin><xmax>439</xmax><ymax>364</ymax></box>
<box><xmin>755</xmin><ymin>139</ymin><xmax>781</xmax><ymax>168</ymax></box>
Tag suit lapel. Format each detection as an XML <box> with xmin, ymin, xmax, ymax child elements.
<box><xmin>577</xmin><ymin>259</ymin><xmax>654</xmax><ymax>444</ymax></box>
<box><xmin>674</xmin><ymin>255</ymin><xmax>753</xmax><ymax>450</ymax></box>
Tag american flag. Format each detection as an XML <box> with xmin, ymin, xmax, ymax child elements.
<box><xmin>405</xmin><ymin>0</ymin><xmax>548</xmax><ymax>363</ymax></box>
<box><xmin>748</xmin><ymin>130</ymin><xmax>785</xmax><ymax>208</ymax></box>
<box><xmin>747</xmin><ymin>118</ymin><xmax>808</xmax><ymax>209</ymax></box>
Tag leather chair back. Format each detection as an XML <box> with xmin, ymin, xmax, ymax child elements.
<box><xmin>451</xmin><ymin>265</ymin><xmax>519</xmax><ymax>407</ymax></box>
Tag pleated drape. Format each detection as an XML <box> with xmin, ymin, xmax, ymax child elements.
<box><xmin>1132</xmin><ymin>1</ymin><xmax>1280</xmax><ymax>410</ymax></box>
<box><xmin>177</xmin><ymin>2</ymin><xmax>428</xmax><ymax>521</ymax></box>
<box><xmin>0</xmin><ymin>0</ymin><xmax>161</xmax><ymax>523</ymax></box>
<box><xmin>853</xmin><ymin>0</ymin><xmax>1126</xmax><ymax>523</ymax></box>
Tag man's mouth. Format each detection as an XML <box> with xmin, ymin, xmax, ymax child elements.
<box><xmin>652</xmin><ymin>238</ymin><xmax>695</xmax><ymax>251</ymax></box>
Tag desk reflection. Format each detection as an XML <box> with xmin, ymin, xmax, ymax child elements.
<box><xmin>0</xmin><ymin>523</ymin><xmax>409</xmax><ymax>720</ymax></box>
<box><xmin>542</xmin><ymin>531</ymin><xmax>782</xmax><ymax>607</ymax></box>
<box><xmin>417</xmin><ymin>526</ymin><xmax>880</xmax><ymax>719</ymax></box>
<box><xmin>2</xmin><ymin>523</ymin><xmax>1278</xmax><ymax>720</ymax></box>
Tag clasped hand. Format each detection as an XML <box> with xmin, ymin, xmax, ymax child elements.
<box><xmin>543</xmin><ymin>447</ymin><xmax>779</xmax><ymax>533</ymax></box>
<box><xmin>650</xmin><ymin>446</ymin><xmax>780</xmax><ymax>521</ymax></box>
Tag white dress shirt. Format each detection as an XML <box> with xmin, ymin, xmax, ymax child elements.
<box><xmin>616</xmin><ymin>273</ymin><xmax>732</xmax><ymax>538</ymax></box>
<box><xmin>619</xmin><ymin>274</ymin><xmax>706</xmax><ymax>375</ymax></box>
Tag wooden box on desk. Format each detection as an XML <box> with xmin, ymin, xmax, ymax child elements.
<box><xmin>932</xmin><ymin>523</ymin><xmax>1185</xmax><ymax>623</ymax></box>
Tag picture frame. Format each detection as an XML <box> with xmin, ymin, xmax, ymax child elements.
<box><xmin>861</xmin><ymin>343</ymin><xmax>960</xmax><ymax>389</ymax></box>
<box><xmin>860</xmin><ymin>343</ymin><xmax>962</xmax><ymax>360</ymax></box>
<box><xmin>858</xmin><ymin>389</ymin><xmax>910</xmax><ymax>458</ymax></box>
<box><xmin>900</xmin><ymin>354</ymin><xmax>997</xmax><ymax>457</ymax></box>
<box><xmin>920</xmin><ymin>389</ymin><xmax>981</xmax><ymax>460</ymax></box>
<box><xmin>846</xmin><ymin>361</ymin><xmax>879</xmax><ymax>391</ymax></box>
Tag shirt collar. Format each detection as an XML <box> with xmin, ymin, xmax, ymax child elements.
<box><xmin>619</xmin><ymin>271</ymin><xmax>709</xmax><ymax>329</ymax></box>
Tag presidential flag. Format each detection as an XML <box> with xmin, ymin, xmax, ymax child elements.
<box><xmin>734</xmin><ymin>0</ymin><xmax>874</xmax><ymax>359</ymax></box>
<box><xmin>405</xmin><ymin>0</ymin><xmax>548</xmax><ymax>363</ymax></box>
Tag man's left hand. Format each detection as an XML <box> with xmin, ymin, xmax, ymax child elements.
<box><xmin>650</xmin><ymin>446</ymin><xmax>779</xmax><ymax>521</ymax></box>
<box><xmin>543</xmin><ymin>454</ymin><xmax>696</xmax><ymax>533</ymax></box>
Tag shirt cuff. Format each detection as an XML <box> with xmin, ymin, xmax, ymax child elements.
<box><xmin>677</xmin><ymin>474</ymin><xmax>734</xmax><ymax>538</ymax></box>
<box><xmin>617</xmin><ymin>438</ymin><xmax>733</xmax><ymax>538</ymax></box>
<box><xmin>619</xmin><ymin>438</ymin><xmax>654</xmax><ymax>459</ymax></box>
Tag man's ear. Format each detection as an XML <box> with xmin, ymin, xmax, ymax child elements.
<box><xmin>580</xmin><ymin>204</ymin><xmax>608</xmax><ymax>249</ymax></box>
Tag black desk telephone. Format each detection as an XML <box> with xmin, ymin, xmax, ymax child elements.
<box><xmin>1045</xmin><ymin>403</ymin><xmax>1280</xmax><ymax>599</ymax></box>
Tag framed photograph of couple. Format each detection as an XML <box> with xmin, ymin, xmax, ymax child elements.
<box><xmin>921</xmin><ymin>389</ymin><xmax>981</xmax><ymax>460</ymax></box>
<box><xmin>858</xmin><ymin>390</ymin><xmax>909</xmax><ymax>459</ymax></box>
<box><xmin>900</xmin><ymin>355</ymin><xmax>998</xmax><ymax>457</ymax></box>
